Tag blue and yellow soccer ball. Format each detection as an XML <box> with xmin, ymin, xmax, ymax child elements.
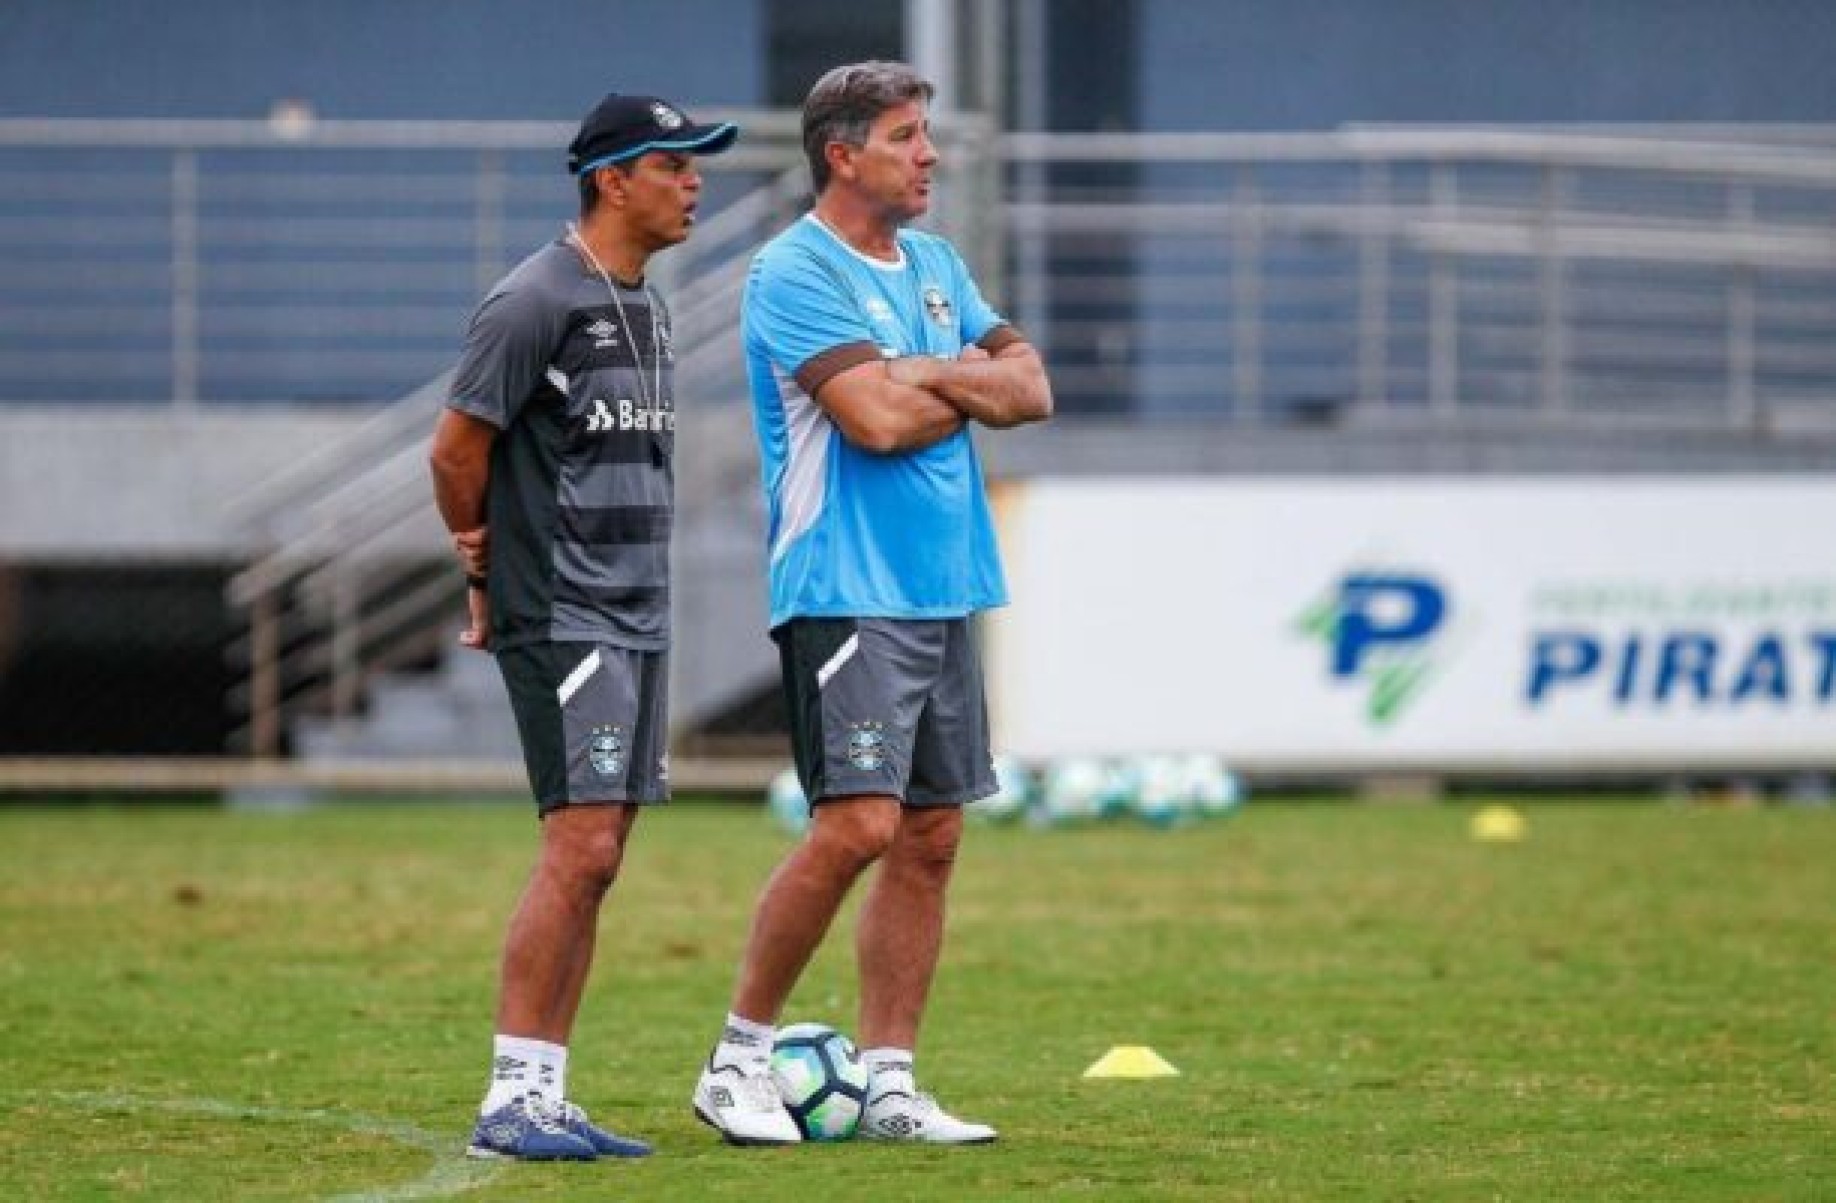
<box><xmin>770</xmin><ymin>1022</ymin><xmax>870</xmax><ymax>1141</ymax></box>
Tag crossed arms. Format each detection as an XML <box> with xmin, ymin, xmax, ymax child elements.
<box><xmin>810</xmin><ymin>335</ymin><xmax>1054</xmax><ymax>455</ymax></box>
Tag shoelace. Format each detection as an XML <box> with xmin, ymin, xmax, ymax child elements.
<box><xmin>732</xmin><ymin>1063</ymin><xmax>784</xmax><ymax>1111</ymax></box>
<box><xmin>872</xmin><ymin>1089</ymin><xmax>959</xmax><ymax>1127</ymax></box>
<box><xmin>516</xmin><ymin>1094</ymin><xmax>574</xmax><ymax>1134</ymax></box>
<box><xmin>871</xmin><ymin>1084</ymin><xmax>935</xmax><ymax>1108</ymax></box>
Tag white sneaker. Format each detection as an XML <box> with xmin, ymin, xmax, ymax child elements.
<box><xmin>692</xmin><ymin>1055</ymin><xmax>802</xmax><ymax>1146</ymax></box>
<box><xmin>859</xmin><ymin>1083</ymin><xmax>997</xmax><ymax>1145</ymax></box>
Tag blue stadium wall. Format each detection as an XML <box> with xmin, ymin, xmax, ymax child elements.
<box><xmin>0</xmin><ymin>0</ymin><xmax>764</xmax><ymax>118</ymax></box>
<box><xmin>6</xmin><ymin>1</ymin><xmax>1834</xmax><ymax>125</ymax></box>
<box><xmin>1134</xmin><ymin>0</ymin><xmax>1836</xmax><ymax>129</ymax></box>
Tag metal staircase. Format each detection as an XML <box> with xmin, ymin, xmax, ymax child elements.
<box><xmin>223</xmin><ymin>165</ymin><xmax>810</xmax><ymax>760</ymax></box>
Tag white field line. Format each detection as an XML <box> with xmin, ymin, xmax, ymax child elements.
<box><xmin>42</xmin><ymin>1090</ymin><xmax>500</xmax><ymax>1202</ymax></box>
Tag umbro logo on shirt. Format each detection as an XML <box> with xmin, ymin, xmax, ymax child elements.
<box><xmin>585</xmin><ymin>319</ymin><xmax>621</xmax><ymax>348</ymax></box>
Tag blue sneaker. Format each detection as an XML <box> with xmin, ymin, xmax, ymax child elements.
<box><xmin>467</xmin><ymin>1094</ymin><xmax>597</xmax><ymax>1161</ymax></box>
<box><xmin>562</xmin><ymin>1101</ymin><xmax>653</xmax><ymax>1158</ymax></box>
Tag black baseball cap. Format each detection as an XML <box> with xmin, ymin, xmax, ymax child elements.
<box><xmin>567</xmin><ymin>93</ymin><xmax>739</xmax><ymax>175</ymax></box>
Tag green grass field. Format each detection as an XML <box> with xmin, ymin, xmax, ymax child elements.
<box><xmin>1</xmin><ymin>798</ymin><xmax>1830</xmax><ymax>1201</ymax></box>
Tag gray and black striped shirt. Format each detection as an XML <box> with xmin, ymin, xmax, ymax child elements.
<box><xmin>449</xmin><ymin>238</ymin><xmax>676</xmax><ymax>651</ymax></box>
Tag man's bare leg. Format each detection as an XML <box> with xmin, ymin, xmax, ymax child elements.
<box><xmin>730</xmin><ymin>796</ymin><xmax>898</xmax><ymax>1022</ymax></box>
<box><xmin>856</xmin><ymin>805</ymin><xmax>962</xmax><ymax>1050</ymax></box>
<box><xmin>496</xmin><ymin>803</ymin><xmax>638</xmax><ymax>1041</ymax></box>
<box><xmin>695</xmin><ymin>795</ymin><xmax>898</xmax><ymax>1145</ymax></box>
<box><xmin>852</xmin><ymin>806</ymin><xmax>994</xmax><ymax>1144</ymax></box>
<box><xmin>473</xmin><ymin>803</ymin><xmax>645</xmax><ymax>1160</ymax></box>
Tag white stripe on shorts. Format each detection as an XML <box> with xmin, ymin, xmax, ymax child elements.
<box><xmin>556</xmin><ymin>648</ymin><xmax>602</xmax><ymax>706</ymax></box>
<box><xmin>815</xmin><ymin>632</ymin><xmax>859</xmax><ymax>690</ymax></box>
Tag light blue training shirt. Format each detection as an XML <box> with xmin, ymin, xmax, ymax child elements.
<box><xmin>743</xmin><ymin>214</ymin><xmax>1016</xmax><ymax>629</ymax></box>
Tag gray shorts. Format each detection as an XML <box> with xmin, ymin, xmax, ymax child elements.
<box><xmin>773</xmin><ymin>617</ymin><xmax>997</xmax><ymax>807</ymax></box>
<box><xmin>496</xmin><ymin>640</ymin><xmax>670</xmax><ymax>813</ymax></box>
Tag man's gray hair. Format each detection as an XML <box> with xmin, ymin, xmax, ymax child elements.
<box><xmin>801</xmin><ymin>60</ymin><xmax>935</xmax><ymax>194</ymax></box>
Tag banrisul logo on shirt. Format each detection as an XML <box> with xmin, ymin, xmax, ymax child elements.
<box><xmin>1296</xmin><ymin>571</ymin><xmax>1450</xmax><ymax>727</ymax></box>
<box><xmin>585</xmin><ymin>397</ymin><xmax>676</xmax><ymax>433</ymax></box>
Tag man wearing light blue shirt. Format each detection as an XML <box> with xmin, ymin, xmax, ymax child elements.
<box><xmin>747</xmin><ymin>209</ymin><xmax>1012</xmax><ymax>625</ymax></box>
<box><xmin>693</xmin><ymin>60</ymin><xmax>1053</xmax><ymax>1147</ymax></box>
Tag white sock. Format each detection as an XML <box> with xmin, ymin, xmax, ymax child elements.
<box><xmin>861</xmin><ymin>1047</ymin><xmax>915</xmax><ymax>1095</ymax></box>
<box><xmin>535</xmin><ymin>1042</ymin><xmax>568</xmax><ymax>1105</ymax></box>
<box><xmin>714</xmin><ymin>1012</ymin><xmax>775</xmax><ymax>1067</ymax></box>
<box><xmin>481</xmin><ymin>1035</ymin><xmax>567</xmax><ymax>1114</ymax></box>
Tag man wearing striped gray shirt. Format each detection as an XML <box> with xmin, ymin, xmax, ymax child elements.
<box><xmin>430</xmin><ymin>90</ymin><xmax>736</xmax><ymax>1162</ymax></box>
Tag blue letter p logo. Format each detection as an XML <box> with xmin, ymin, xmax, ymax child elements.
<box><xmin>1331</xmin><ymin>574</ymin><xmax>1447</xmax><ymax>677</ymax></box>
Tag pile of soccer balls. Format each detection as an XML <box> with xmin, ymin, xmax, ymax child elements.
<box><xmin>767</xmin><ymin>752</ymin><xmax>1244</xmax><ymax>834</ymax></box>
<box><xmin>982</xmin><ymin>752</ymin><xmax>1244</xmax><ymax>829</ymax></box>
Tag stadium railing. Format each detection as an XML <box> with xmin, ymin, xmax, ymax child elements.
<box><xmin>0</xmin><ymin>111</ymin><xmax>990</xmax><ymax>406</ymax></box>
<box><xmin>999</xmin><ymin>128</ymin><xmax>1836</xmax><ymax>427</ymax></box>
<box><xmin>4</xmin><ymin>117</ymin><xmax>1829</xmax><ymax>424</ymax></box>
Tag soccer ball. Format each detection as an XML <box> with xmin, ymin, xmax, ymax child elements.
<box><xmin>967</xmin><ymin>753</ymin><xmax>1033</xmax><ymax>822</ymax></box>
<box><xmin>1036</xmin><ymin>757</ymin><xmax>1108</xmax><ymax>825</ymax></box>
<box><xmin>1037</xmin><ymin>757</ymin><xmax>1136</xmax><ymax>825</ymax></box>
<box><xmin>766</xmin><ymin>766</ymin><xmax>810</xmax><ymax>836</ymax></box>
<box><xmin>1179</xmin><ymin>753</ymin><xmax>1244</xmax><ymax>819</ymax></box>
<box><xmin>770</xmin><ymin>1022</ymin><xmax>869</xmax><ymax>1141</ymax></box>
<box><xmin>1128</xmin><ymin>754</ymin><xmax>1194</xmax><ymax>828</ymax></box>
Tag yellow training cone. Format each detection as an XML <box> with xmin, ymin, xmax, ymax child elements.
<box><xmin>1083</xmin><ymin>1045</ymin><xmax>1180</xmax><ymax>1079</ymax></box>
<box><xmin>1470</xmin><ymin>804</ymin><xmax>1527</xmax><ymax>843</ymax></box>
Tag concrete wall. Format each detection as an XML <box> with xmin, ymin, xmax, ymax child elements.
<box><xmin>8</xmin><ymin>407</ymin><xmax>1832</xmax><ymax>558</ymax></box>
<box><xmin>0</xmin><ymin>408</ymin><xmax>377</xmax><ymax>556</ymax></box>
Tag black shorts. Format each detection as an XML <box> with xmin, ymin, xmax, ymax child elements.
<box><xmin>495</xmin><ymin>640</ymin><xmax>670</xmax><ymax>814</ymax></box>
<box><xmin>773</xmin><ymin>617</ymin><xmax>996</xmax><ymax>807</ymax></box>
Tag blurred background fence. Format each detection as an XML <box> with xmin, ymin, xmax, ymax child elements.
<box><xmin>0</xmin><ymin>114</ymin><xmax>805</xmax><ymax>405</ymax></box>
<box><xmin>5</xmin><ymin>118</ymin><xmax>1834</xmax><ymax>424</ymax></box>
